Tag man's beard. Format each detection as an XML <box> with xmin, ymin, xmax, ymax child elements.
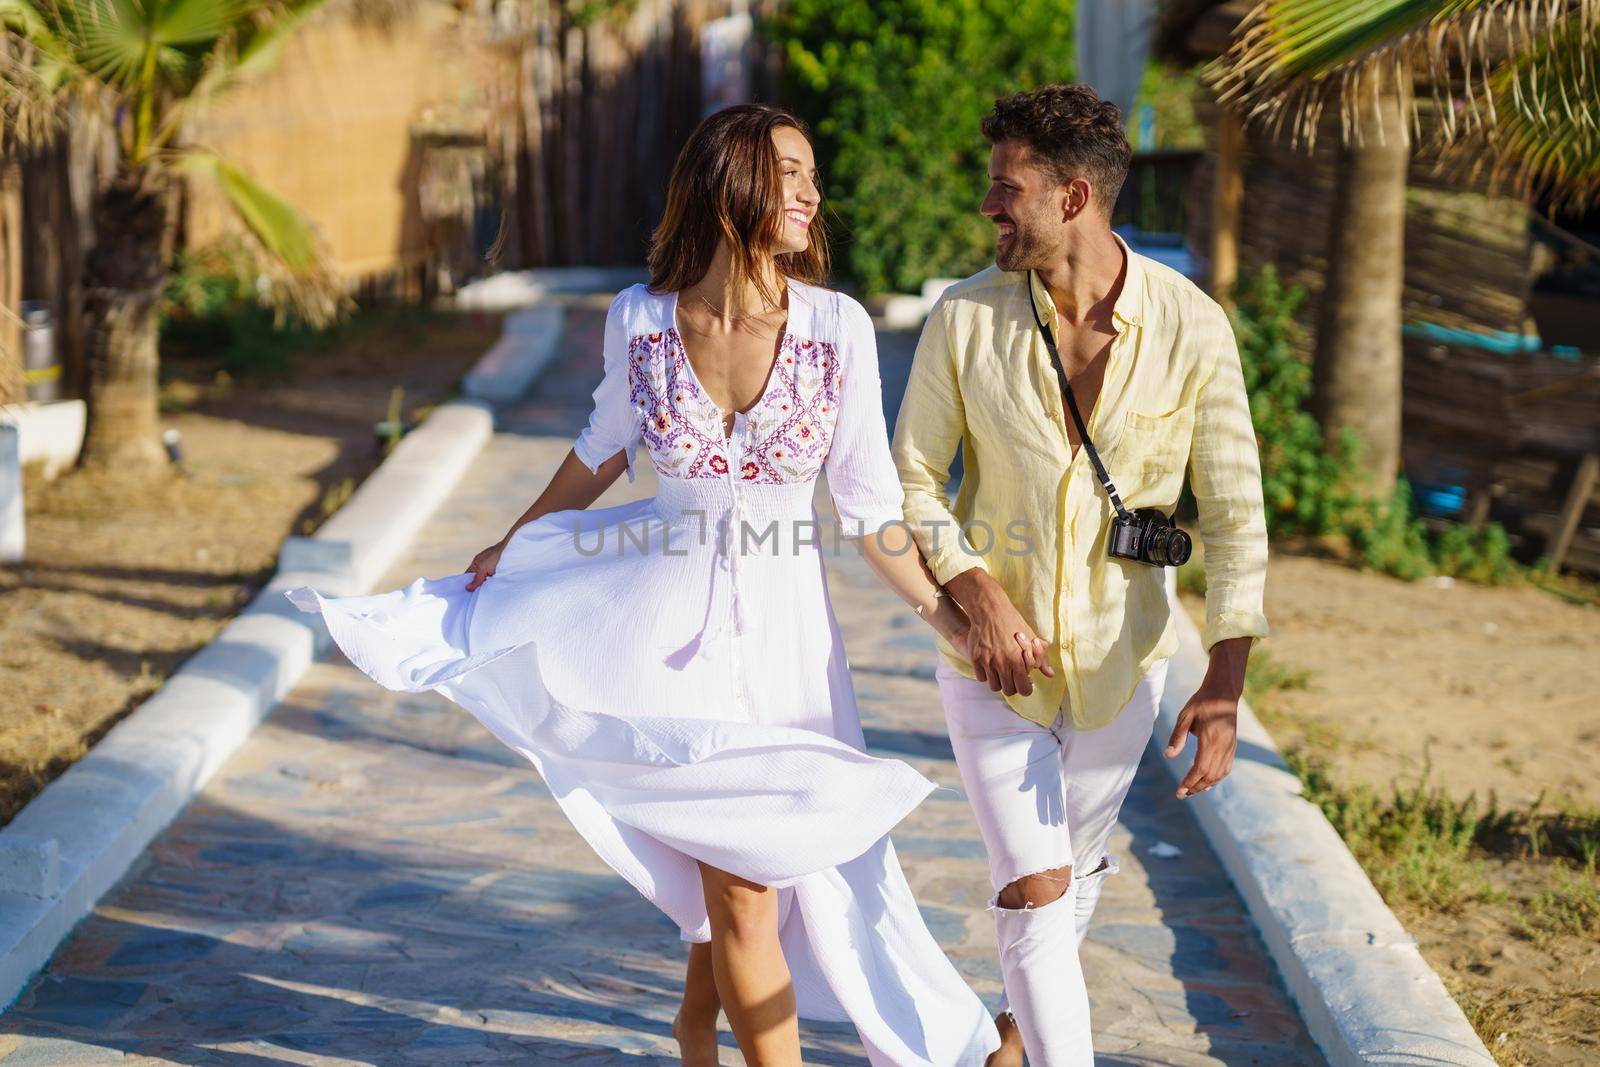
<box><xmin>995</xmin><ymin>231</ymin><xmax>1031</xmax><ymax>271</ymax></box>
<box><xmin>994</xmin><ymin>219</ymin><xmax>1047</xmax><ymax>272</ymax></box>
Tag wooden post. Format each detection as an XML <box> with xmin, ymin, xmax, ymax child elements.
<box><xmin>0</xmin><ymin>155</ymin><xmax>23</xmax><ymax>407</ymax></box>
<box><xmin>1210</xmin><ymin>108</ymin><xmax>1244</xmax><ymax>307</ymax></box>
<box><xmin>1464</xmin><ymin>489</ymin><xmax>1493</xmax><ymax>530</ymax></box>
<box><xmin>1548</xmin><ymin>452</ymin><xmax>1599</xmax><ymax>573</ymax></box>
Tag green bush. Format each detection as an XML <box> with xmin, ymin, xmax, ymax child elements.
<box><xmin>1345</xmin><ymin>480</ymin><xmax>1436</xmax><ymax>582</ymax></box>
<box><xmin>1230</xmin><ymin>266</ymin><xmax>1363</xmax><ymax>538</ymax></box>
<box><xmin>1228</xmin><ymin>266</ymin><xmax>1522</xmax><ymax>586</ymax></box>
<box><xmin>768</xmin><ymin>0</ymin><xmax>1077</xmax><ymax>295</ymax></box>
<box><xmin>1286</xmin><ymin>749</ymin><xmax>1499</xmax><ymax>912</ymax></box>
<box><xmin>1432</xmin><ymin>521</ymin><xmax>1520</xmax><ymax>585</ymax></box>
<box><xmin>161</xmin><ymin>242</ymin><xmax>322</xmax><ymax>378</ymax></box>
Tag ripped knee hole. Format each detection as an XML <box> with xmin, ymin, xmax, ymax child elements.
<box><xmin>997</xmin><ymin>866</ymin><xmax>1073</xmax><ymax>909</ymax></box>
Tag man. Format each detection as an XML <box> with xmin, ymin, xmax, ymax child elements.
<box><xmin>891</xmin><ymin>84</ymin><xmax>1269</xmax><ymax>1066</ymax></box>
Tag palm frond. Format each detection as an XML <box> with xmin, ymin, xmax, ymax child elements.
<box><xmin>182</xmin><ymin>149</ymin><xmax>315</xmax><ymax>268</ymax></box>
<box><xmin>1441</xmin><ymin>15</ymin><xmax>1600</xmax><ymax>206</ymax></box>
<box><xmin>1</xmin><ymin>2</ymin><xmax>104</xmax><ymax>149</ymax></box>
<box><xmin>178</xmin><ymin>149</ymin><xmax>350</xmax><ymax>328</ymax></box>
<box><xmin>190</xmin><ymin>0</ymin><xmax>330</xmax><ymax>101</ymax></box>
<box><xmin>1211</xmin><ymin>0</ymin><xmax>1594</xmax><ymax>147</ymax></box>
<box><xmin>0</xmin><ymin>38</ymin><xmax>61</xmax><ymax>146</ymax></box>
<box><xmin>0</xmin><ymin>0</ymin><xmax>58</xmax><ymax>42</ymax></box>
<box><xmin>75</xmin><ymin>0</ymin><xmax>148</xmax><ymax>85</ymax></box>
<box><xmin>152</xmin><ymin>0</ymin><xmax>263</xmax><ymax>45</ymax></box>
<box><xmin>229</xmin><ymin>0</ymin><xmax>329</xmax><ymax>79</ymax></box>
<box><xmin>154</xmin><ymin>0</ymin><xmax>333</xmax><ymax>150</ymax></box>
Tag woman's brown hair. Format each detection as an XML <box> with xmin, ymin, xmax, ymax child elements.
<box><xmin>647</xmin><ymin>104</ymin><xmax>829</xmax><ymax>306</ymax></box>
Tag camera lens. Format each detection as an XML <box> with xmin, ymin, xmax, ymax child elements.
<box><xmin>1162</xmin><ymin>527</ymin><xmax>1193</xmax><ymax>567</ymax></box>
<box><xmin>1142</xmin><ymin>524</ymin><xmax>1167</xmax><ymax>564</ymax></box>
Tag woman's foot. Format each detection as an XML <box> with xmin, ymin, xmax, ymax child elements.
<box><xmin>673</xmin><ymin>1010</ymin><xmax>721</xmax><ymax>1067</ymax></box>
<box><xmin>985</xmin><ymin>1010</ymin><xmax>1025</xmax><ymax>1067</ymax></box>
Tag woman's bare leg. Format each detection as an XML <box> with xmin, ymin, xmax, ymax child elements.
<box><xmin>674</xmin><ymin>940</ymin><xmax>723</xmax><ymax>1066</ymax></box>
<box><xmin>697</xmin><ymin>861</ymin><xmax>801</xmax><ymax>1066</ymax></box>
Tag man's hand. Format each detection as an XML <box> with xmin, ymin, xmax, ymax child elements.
<box><xmin>945</xmin><ymin>568</ymin><xmax>1053</xmax><ymax>697</ymax></box>
<box><xmin>1164</xmin><ymin>636</ymin><xmax>1250</xmax><ymax>799</ymax></box>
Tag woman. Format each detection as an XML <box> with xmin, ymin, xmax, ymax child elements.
<box><xmin>287</xmin><ymin>104</ymin><xmax>1013</xmax><ymax>1066</ymax></box>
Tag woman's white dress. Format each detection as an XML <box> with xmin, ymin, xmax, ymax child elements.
<box><xmin>286</xmin><ymin>281</ymin><xmax>998</xmax><ymax>1065</ymax></box>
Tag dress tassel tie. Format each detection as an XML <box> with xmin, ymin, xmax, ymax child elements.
<box><xmin>662</xmin><ymin>434</ymin><xmax>750</xmax><ymax>666</ymax></box>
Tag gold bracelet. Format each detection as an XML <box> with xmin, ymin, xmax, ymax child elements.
<box><xmin>913</xmin><ymin>586</ymin><xmax>948</xmax><ymax>618</ymax></box>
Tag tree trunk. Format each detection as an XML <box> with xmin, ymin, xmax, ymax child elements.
<box><xmin>80</xmin><ymin>166</ymin><xmax>174</xmax><ymax>470</ymax></box>
<box><xmin>1210</xmin><ymin>109</ymin><xmax>1245</xmax><ymax>307</ymax></box>
<box><xmin>62</xmin><ymin>111</ymin><xmax>104</xmax><ymax>401</ymax></box>
<box><xmin>0</xmin><ymin>156</ymin><xmax>24</xmax><ymax>407</ymax></box>
<box><xmin>1313</xmin><ymin>85</ymin><xmax>1409</xmax><ymax>495</ymax></box>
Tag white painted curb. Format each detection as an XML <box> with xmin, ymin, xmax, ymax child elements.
<box><xmin>1155</xmin><ymin>577</ymin><xmax>1496</xmax><ymax>1067</ymax></box>
<box><xmin>877</xmin><ymin>278</ymin><xmax>961</xmax><ymax>330</ymax></box>
<box><xmin>0</xmin><ymin>399</ymin><xmax>87</xmax><ymax>480</ymax></box>
<box><xmin>453</xmin><ymin>266</ymin><xmax>648</xmax><ymax>311</ymax></box>
<box><xmin>0</xmin><ymin>426</ymin><xmax>21</xmax><ymax>563</ymax></box>
<box><xmin>462</xmin><ymin>306</ymin><xmax>565</xmax><ymax>404</ymax></box>
<box><xmin>0</xmin><ymin>321</ymin><xmax>558</xmax><ymax>1008</ymax></box>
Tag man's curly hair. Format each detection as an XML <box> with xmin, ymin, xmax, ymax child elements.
<box><xmin>981</xmin><ymin>85</ymin><xmax>1131</xmax><ymax>216</ymax></box>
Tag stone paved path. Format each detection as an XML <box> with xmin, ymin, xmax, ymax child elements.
<box><xmin>0</xmin><ymin>299</ymin><xmax>1324</xmax><ymax>1065</ymax></box>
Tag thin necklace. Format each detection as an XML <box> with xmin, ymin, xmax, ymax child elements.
<box><xmin>694</xmin><ymin>290</ymin><xmax>785</xmax><ymax>322</ymax></box>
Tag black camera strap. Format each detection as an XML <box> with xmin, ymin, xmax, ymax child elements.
<box><xmin>1027</xmin><ymin>271</ymin><xmax>1134</xmax><ymax>523</ymax></box>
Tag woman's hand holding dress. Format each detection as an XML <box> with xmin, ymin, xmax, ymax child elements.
<box><xmin>464</xmin><ymin>540</ymin><xmax>506</xmax><ymax>591</ymax></box>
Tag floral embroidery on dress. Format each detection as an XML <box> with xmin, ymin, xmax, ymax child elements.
<box><xmin>628</xmin><ymin>331</ymin><xmax>728</xmax><ymax>480</ymax></box>
<box><xmin>740</xmin><ymin>335</ymin><xmax>841</xmax><ymax>483</ymax></box>
<box><xmin>629</xmin><ymin>328</ymin><xmax>842</xmax><ymax>484</ymax></box>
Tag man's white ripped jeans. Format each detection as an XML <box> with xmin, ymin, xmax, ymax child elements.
<box><xmin>936</xmin><ymin>657</ymin><xmax>1168</xmax><ymax>1067</ymax></box>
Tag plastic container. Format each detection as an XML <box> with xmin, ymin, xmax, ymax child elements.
<box><xmin>19</xmin><ymin>300</ymin><xmax>59</xmax><ymax>404</ymax></box>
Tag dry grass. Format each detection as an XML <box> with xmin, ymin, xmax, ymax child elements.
<box><xmin>0</xmin><ymin>307</ymin><xmax>502</xmax><ymax>825</ymax></box>
<box><xmin>1242</xmin><ymin>644</ymin><xmax>1600</xmax><ymax>1066</ymax></box>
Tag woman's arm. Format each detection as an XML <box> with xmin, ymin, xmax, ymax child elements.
<box><xmin>465</xmin><ymin>448</ymin><xmax>630</xmax><ymax>592</ymax></box>
<box><xmin>499</xmin><ymin>447</ymin><xmax>631</xmax><ymax>543</ymax></box>
<box><xmin>847</xmin><ymin>520</ymin><xmax>970</xmax><ymax>648</ymax></box>
<box><xmin>823</xmin><ymin>295</ymin><xmax>1041</xmax><ymax>663</ymax></box>
<box><xmin>468</xmin><ymin>289</ymin><xmax>642</xmax><ymax>591</ymax></box>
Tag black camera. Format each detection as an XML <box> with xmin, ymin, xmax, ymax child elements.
<box><xmin>1109</xmin><ymin>508</ymin><xmax>1193</xmax><ymax>568</ymax></box>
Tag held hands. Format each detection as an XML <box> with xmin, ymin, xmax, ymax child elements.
<box><xmin>464</xmin><ymin>539</ymin><xmax>508</xmax><ymax>592</ymax></box>
<box><xmin>945</xmin><ymin>569</ymin><xmax>1054</xmax><ymax>697</ymax></box>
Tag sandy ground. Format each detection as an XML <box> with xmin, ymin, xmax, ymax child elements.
<box><xmin>1399</xmin><ymin>859</ymin><xmax>1599</xmax><ymax>1067</ymax></box>
<box><xmin>1186</xmin><ymin>551</ymin><xmax>1600</xmax><ymax>1066</ymax></box>
<box><xmin>1220</xmin><ymin>552</ymin><xmax>1599</xmax><ymax>811</ymax></box>
<box><xmin>0</xmin><ymin>309</ymin><xmax>501</xmax><ymax>825</ymax></box>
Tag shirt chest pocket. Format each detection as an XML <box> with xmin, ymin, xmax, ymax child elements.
<box><xmin>1118</xmin><ymin>406</ymin><xmax>1195</xmax><ymax>502</ymax></box>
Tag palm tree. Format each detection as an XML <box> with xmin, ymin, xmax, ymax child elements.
<box><xmin>0</xmin><ymin>93</ymin><xmax>24</xmax><ymax>408</ymax></box>
<box><xmin>0</xmin><ymin>0</ymin><xmax>347</xmax><ymax>470</ymax></box>
<box><xmin>1211</xmin><ymin>0</ymin><xmax>1599</xmax><ymax>494</ymax></box>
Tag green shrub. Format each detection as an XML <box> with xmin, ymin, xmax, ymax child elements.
<box><xmin>1230</xmin><ymin>266</ymin><xmax>1363</xmax><ymax>538</ymax></box>
<box><xmin>768</xmin><ymin>0</ymin><xmax>1077</xmax><ymax>295</ymax></box>
<box><xmin>1228</xmin><ymin>266</ymin><xmax>1522</xmax><ymax>586</ymax></box>
<box><xmin>1515</xmin><ymin>859</ymin><xmax>1600</xmax><ymax>944</ymax></box>
<box><xmin>161</xmin><ymin>241</ymin><xmax>323</xmax><ymax>378</ymax></box>
<box><xmin>1432</xmin><ymin>521</ymin><xmax>1519</xmax><ymax>585</ymax></box>
<box><xmin>1287</xmin><ymin>750</ymin><xmax>1499</xmax><ymax>912</ymax></box>
<box><xmin>1345</xmin><ymin>481</ymin><xmax>1436</xmax><ymax>582</ymax></box>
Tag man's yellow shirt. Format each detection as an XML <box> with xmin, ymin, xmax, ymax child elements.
<box><xmin>891</xmin><ymin>235</ymin><xmax>1270</xmax><ymax>730</ymax></box>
